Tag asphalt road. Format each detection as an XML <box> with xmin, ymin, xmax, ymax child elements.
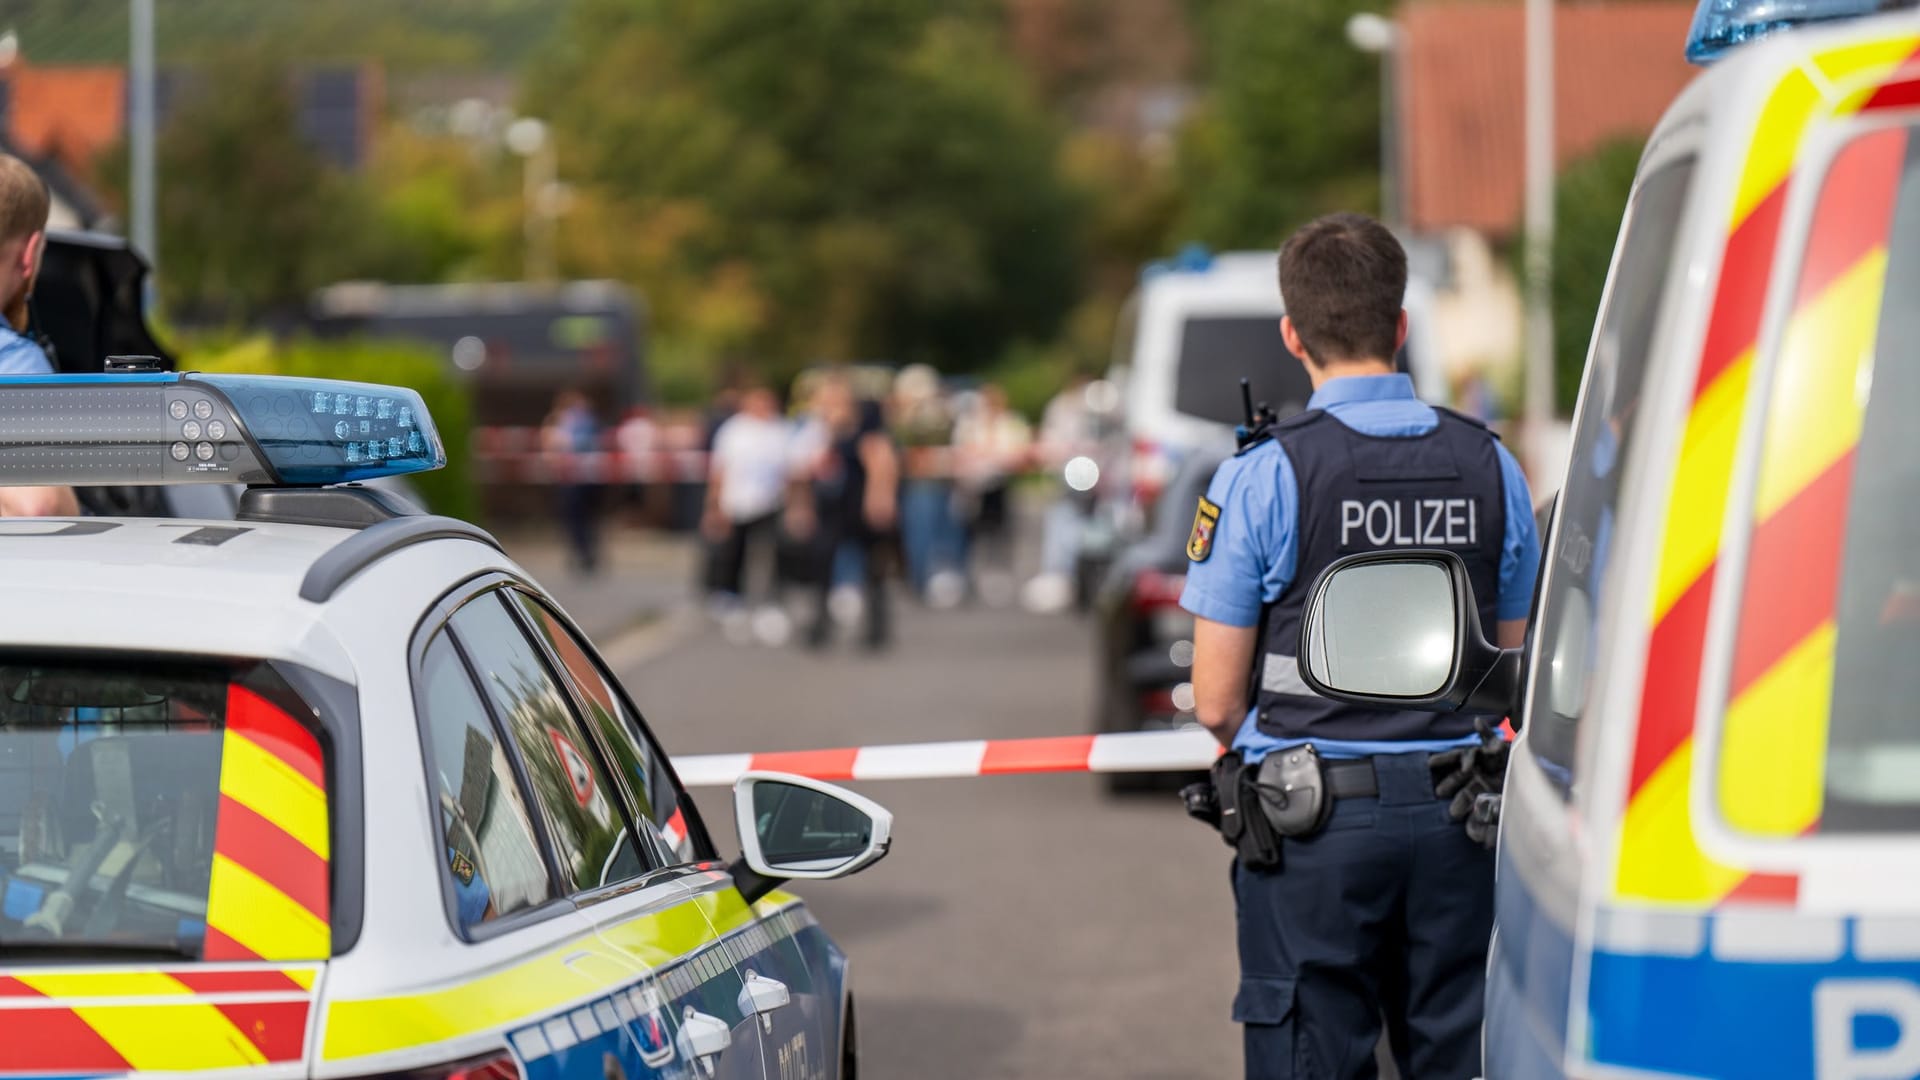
<box><xmin>609</xmin><ymin>585</ymin><xmax>1243</xmax><ymax>1078</ymax></box>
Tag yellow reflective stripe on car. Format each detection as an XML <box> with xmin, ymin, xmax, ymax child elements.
<box><xmin>69</xmin><ymin>1003</ymin><xmax>270</xmax><ymax>1070</ymax></box>
<box><xmin>1718</xmin><ymin>622</ymin><xmax>1837</xmax><ymax>834</ymax></box>
<box><xmin>1650</xmin><ymin>354</ymin><xmax>1752</xmax><ymax>623</ymax></box>
<box><xmin>206</xmin><ymin>853</ymin><xmax>329</xmax><ymax>959</ymax></box>
<box><xmin>321</xmin><ymin>893</ymin><xmax>808</xmax><ymax>1062</ymax></box>
<box><xmin>593</xmin><ymin>896</ymin><xmax>730</xmax><ymax>968</ymax></box>
<box><xmin>1751</xmin><ymin>248</ymin><xmax>1886</xmax><ymax>520</ymax></box>
<box><xmin>13</xmin><ymin>971</ymin><xmax>203</xmax><ymax>1000</ymax></box>
<box><xmin>1734</xmin><ymin>68</ymin><xmax>1823</xmax><ymax>227</ymax></box>
<box><xmin>323</xmin><ymin>941</ymin><xmax>627</xmax><ymax>1060</ymax></box>
<box><xmin>221</xmin><ymin>730</ymin><xmax>329</xmax><ymax>858</ymax></box>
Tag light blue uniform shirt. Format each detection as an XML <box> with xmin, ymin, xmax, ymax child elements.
<box><xmin>0</xmin><ymin>315</ymin><xmax>52</xmax><ymax>375</ymax></box>
<box><xmin>1179</xmin><ymin>373</ymin><xmax>1541</xmax><ymax>762</ymax></box>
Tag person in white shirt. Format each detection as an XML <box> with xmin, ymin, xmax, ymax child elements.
<box><xmin>703</xmin><ymin>385</ymin><xmax>794</xmax><ymax>617</ymax></box>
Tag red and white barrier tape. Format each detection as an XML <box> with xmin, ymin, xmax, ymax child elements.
<box><xmin>669</xmin><ymin>728</ymin><xmax>1223</xmax><ymax>788</ymax></box>
<box><xmin>472</xmin><ymin>427</ymin><xmax>1100</xmax><ymax>485</ymax></box>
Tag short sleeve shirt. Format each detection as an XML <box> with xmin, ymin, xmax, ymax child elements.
<box><xmin>0</xmin><ymin>317</ymin><xmax>53</xmax><ymax>375</ymax></box>
<box><xmin>1178</xmin><ymin>373</ymin><xmax>1542</xmax><ymax>760</ymax></box>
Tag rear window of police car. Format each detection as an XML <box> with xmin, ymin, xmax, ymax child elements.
<box><xmin>1716</xmin><ymin>122</ymin><xmax>1920</xmax><ymax>834</ymax></box>
<box><xmin>0</xmin><ymin>659</ymin><xmax>332</xmax><ymax>960</ymax></box>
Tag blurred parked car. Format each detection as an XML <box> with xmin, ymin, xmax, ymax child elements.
<box><xmin>1090</xmin><ymin>448</ymin><xmax>1225</xmax><ymax>793</ymax></box>
<box><xmin>1090</xmin><ymin>248</ymin><xmax>1445</xmax><ymax>555</ymax></box>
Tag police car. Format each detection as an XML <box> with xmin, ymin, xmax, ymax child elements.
<box><xmin>1292</xmin><ymin>0</ymin><xmax>1920</xmax><ymax>1076</ymax></box>
<box><xmin>0</xmin><ymin>371</ymin><xmax>886</xmax><ymax>1080</ymax></box>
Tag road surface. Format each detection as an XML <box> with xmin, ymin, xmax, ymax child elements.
<box><xmin>605</xmin><ymin>577</ymin><xmax>1242</xmax><ymax>1078</ymax></box>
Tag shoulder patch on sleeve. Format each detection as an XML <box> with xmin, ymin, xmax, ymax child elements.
<box><xmin>1187</xmin><ymin>495</ymin><xmax>1222</xmax><ymax>562</ymax></box>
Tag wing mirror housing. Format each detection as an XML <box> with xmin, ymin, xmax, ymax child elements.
<box><xmin>1296</xmin><ymin>549</ymin><xmax>1524</xmax><ymax>719</ymax></box>
<box><xmin>729</xmin><ymin>771</ymin><xmax>893</xmax><ymax>904</ymax></box>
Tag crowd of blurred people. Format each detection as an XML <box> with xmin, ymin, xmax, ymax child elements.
<box><xmin>531</xmin><ymin>365</ymin><xmax>1079</xmax><ymax>651</ymax></box>
<box><xmin>528</xmin><ymin>361</ymin><xmax>1116</xmax><ymax>651</ymax></box>
<box><xmin>694</xmin><ymin>364</ymin><xmax>1050</xmax><ymax>651</ymax></box>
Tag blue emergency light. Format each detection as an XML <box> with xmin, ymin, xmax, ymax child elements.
<box><xmin>1687</xmin><ymin>0</ymin><xmax>1918</xmax><ymax>62</ymax></box>
<box><xmin>0</xmin><ymin>371</ymin><xmax>446</xmax><ymax>487</ymax></box>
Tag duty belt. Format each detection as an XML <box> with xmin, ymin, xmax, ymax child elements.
<box><xmin>1321</xmin><ymin>754</ymin><xmax>1449</xmax><ymax>800</ymax></box>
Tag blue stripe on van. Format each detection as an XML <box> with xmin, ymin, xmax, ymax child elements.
<box><xmin>1589</xmin><ymin>918</ymin><xmax>1920</xmax><ymax>1078</ymax></box>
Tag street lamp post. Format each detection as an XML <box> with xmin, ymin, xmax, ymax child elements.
<box><xmin>505</xmin><ymin>117</ymin><xmax>557</xmax><ymax>284</ymax></box>
<box><xmin>1522</xmin><ymin>0</ymin><xmax>1557</xmax><ymax>480</ymax></box>
<box><xmin>1346</xmin><ymin>12</ymin><xmax>1401</xmax><ymax>225</ymax></box>
<box><xmin>130</xmin><ymin>0</ymin><xmax>156</xmax><ymax>272</ymax></box>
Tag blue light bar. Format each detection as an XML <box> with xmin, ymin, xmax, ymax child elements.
<box><xmin>0</xmin><ymin>372</ymin><xmax>446</xmax><ymax>487</ymax></box>
<box><xmin>1686</xmin><ymin>0</ymin><xmax>1917</xmax><ymax>62</ymax></box>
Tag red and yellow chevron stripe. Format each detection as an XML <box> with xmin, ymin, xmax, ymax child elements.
<box><xmin>0</xmin><ymin>967</ymin><xmax>315</xmax><ymax>1072</ymax></box>
<box><xmin>1614</xmin><ymin>34</ymin><xmax>1920</xmax><ymax>906</ymax></box>
<box><xmin>203</xmin><ymin>684</ymin><xmax>331</xmax><ymax>962</ymax></box>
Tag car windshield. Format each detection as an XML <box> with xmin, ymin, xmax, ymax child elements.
<box><xmin>0</xmin><ymin>659</ymin><xmax>330</xmax><ymax>959</ymax></box>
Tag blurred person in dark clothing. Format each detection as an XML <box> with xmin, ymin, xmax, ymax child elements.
<box><xmin>790</xmin><ymin>373</ymin><xmax>898</xmax><ymax>650</ymax></box>
<box><xmin>544</xmin><ymin>388</ymin><xmax>603</xmax><ymax>575</ymax></box>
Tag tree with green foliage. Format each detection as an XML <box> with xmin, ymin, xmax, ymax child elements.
<box><xmin>97</xmin><ymin>52</ymin><xmax>483</xmax><ymax>320</ymax></box>
<box><xmin>1545</xmin><ymin>138</ymin><xmax>1643</xmax><ymax>415</ymax></box>
<box><xmin>1175</xmin><ymin>0</ymin><xmax>1384</xmax><ymax>248</ymax></box>
<box><xmin>128</xmin><ymin>53</ymin><xmax>357</xmax><ymax>319</ymax></box>
<box><xmin>522</xmin><ymin>0</ymin><xmax>1084</xmax><ymax>380</ymax></box>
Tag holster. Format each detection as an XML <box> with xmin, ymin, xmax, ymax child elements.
<box><xmin>1212</xmin><ymin>752</ymin><xmax>1282</xmax><ymax>871</ymax></box>
<box><xmin>1253</xmin><ymin>743</ymin><xmax>1334</xmax><ymax>838</ymax></box>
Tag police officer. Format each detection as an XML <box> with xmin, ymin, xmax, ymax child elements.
<box><xmin>1182</xmin><ymin>213</ymin><xmax>1540</xmax><ymax>1079</ymax></box>
<box><xmin>0</xmin><ymin>152</ymin><xmax>76</xmax><ymax>518</ymax></box>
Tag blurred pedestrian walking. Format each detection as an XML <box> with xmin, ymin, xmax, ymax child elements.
<box><xmin>1024</xmin><ymin>374</ymin><xmax>1099</xmax><ymax>613</ymax></box>
<box><xmin>952</xmin><ymin>383</ymin><xmax>1030</xmax><ymax>605</ymax></box>
<box><xmin>703</xmin><ymin>383</ymin><xmax>797</xmax><ymax>643</ymax></box>
<box><xmin>543</xmin><ymin>388</ymin><xmax>603</xmax><ymax>575</ymax></box>
<box><xmin>890</xmin><ymin>364</ymin><xmax>964</xmax><ymax>603</ymax></box>
<box><xmin>792</xmin><ymin>373</ymin><xmax>898</xmax><ymax>650</ymax></box>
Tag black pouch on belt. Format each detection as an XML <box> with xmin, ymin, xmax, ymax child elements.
<box><xmin>1253</xmin><ymin>743</ymin><xmax>1334</xmax><ymax>838</ymax></box>
<box><xmin>1213</xmin><ymin>752</ymin><xmax>1282</xmax><ymax>871</ymax></box>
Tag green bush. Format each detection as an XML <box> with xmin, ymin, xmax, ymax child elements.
<box><xmin>183</xmin><ymin>335</ymin><xmax>477</xmax><ymax>522</ymax></box>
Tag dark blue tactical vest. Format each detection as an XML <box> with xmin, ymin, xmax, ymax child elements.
<box><xmin>1254</xmin><ymin>408</ymin><xmax>1506</xmax><ymax>743</ymax></box>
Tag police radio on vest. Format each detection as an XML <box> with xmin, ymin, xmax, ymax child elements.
<box><xmin>1340</xmin><ymin>497</ymin><xmax>1478</xmax><ymax>548</ymax></box>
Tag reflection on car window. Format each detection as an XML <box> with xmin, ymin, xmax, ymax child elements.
<box><xmin>513</xmin><ymin>591</ymin><xmax>692</xmax><ymax>864</ymax></box>
<box><xmin>1716</xmin><ymin>126</ymin><xmax>1920</xmax><ymax>833</ymax></box>
<box><xmin>418</xmin><ymin>633</ymin><xmax>552</xmax><ymax>928</ymax></box>
<box><xmin>1527</xmin><ymin>156</ymin><xmax>1696</xmax><ymax>793</ymax></box>
<box><xmin>0</xmin><ymin>661</ymin><xmax>325</xmax><ymax>958</ymax></box>
<box><xmin>449</xmin><ymin>592</ymin><xmax>643</xmax><ymax>889</ymax></box>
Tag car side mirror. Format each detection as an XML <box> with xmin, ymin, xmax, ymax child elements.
<box><xmin>1297</xmin><ymin>550</ymin><xmax>1523</xmax><ymax>718</ymax></box>
<box><xmin>729</xmin><ymin>772</ymin><xmax>892</xmax><ymax>904</ymax></box>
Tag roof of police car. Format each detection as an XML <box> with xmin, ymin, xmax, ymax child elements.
<box><xmin>0</xmin><ymin>515</ymin><xmax>495</xmax><ymax>618</ymax></box>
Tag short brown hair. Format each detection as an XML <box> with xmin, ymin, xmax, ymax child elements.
<box><xmin>0</xmin><ymin>154</ymin><xmax>49</xmax><ymax>246</ymax></box>
<box><xmin>1277</xmin><ymin>212</ymin><xmax>1407</xmax><ymax>364</ymax></box>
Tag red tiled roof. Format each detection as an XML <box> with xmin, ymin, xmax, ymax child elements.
<box><xmin>1399</xmin><ymin>1</ymin><xmax>1697</xmax><ymax>234</ymax></box>
<box><xmin>5</xmin><ymin>64</ymin><xmax>126</xmax><ymax>177</ymax></box>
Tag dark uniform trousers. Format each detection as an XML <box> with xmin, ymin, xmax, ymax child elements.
<box><xmin>1232</xmin><ymin>751</ymin><xmax>1494</xmax><ymax>1080</ymax></box>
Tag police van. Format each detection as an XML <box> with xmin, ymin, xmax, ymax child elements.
<box><xmin>0</xmin><ymin>371</ymin><xmax>886</xmax><ymax>1080</ymax></box>
<box><xmin>1292</xmin><ymin>0</ymin><xmax>1920</xmax><ymax>1075</ymax></box>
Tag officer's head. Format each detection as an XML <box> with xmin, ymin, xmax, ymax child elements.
<box><xmin>0</xmin><ymin>153</ymin><xmax>49</xmax><ymax>312</ymax></box>
<box><xmin>1276</xmin><ymin>212</ymin><xmax>1408</xmax><ymax>379</ymax></box>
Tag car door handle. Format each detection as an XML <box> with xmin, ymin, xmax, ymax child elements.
<box><xmin>737</xmin><ymin>970</ymin><xmax>792</xmax><ymax>1024</ymax></box>
<box><xmin>676</xmin><ymin>1007</ymin><xmax>732</xmax><ymax>1061</ymax></box>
